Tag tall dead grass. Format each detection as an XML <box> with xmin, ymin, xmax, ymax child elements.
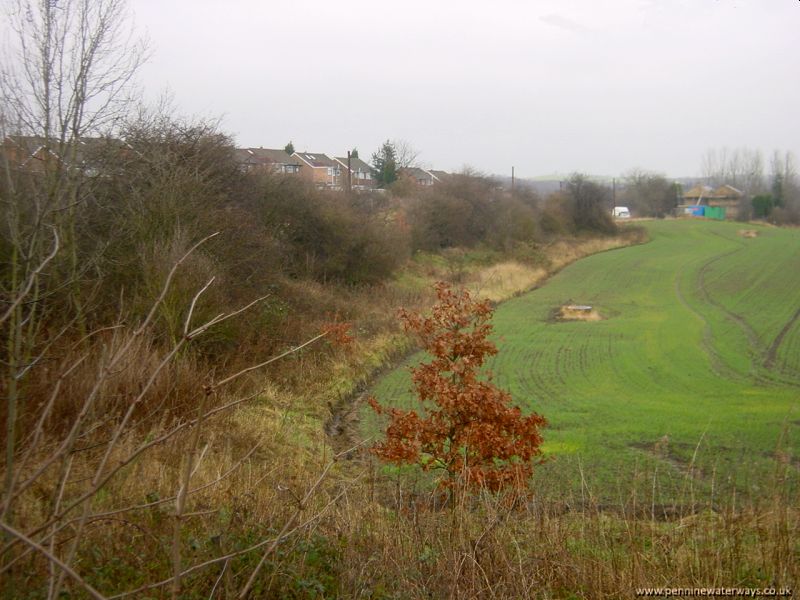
<box><xmin>329</xmin><ymin>477</ymin><xmax>797</xmax><ymax>598</ymax></box>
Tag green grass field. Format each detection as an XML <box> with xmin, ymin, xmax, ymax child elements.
<box><xmin>365</xmin><ymin>220</ymin><xmax>800</xmax><ymax>504</ymax></box>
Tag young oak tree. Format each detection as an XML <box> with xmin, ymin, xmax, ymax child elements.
<box><xmin>369</xmin><ymin>282</ymin><xmax>547</xmax><ymax>491</ymax></box>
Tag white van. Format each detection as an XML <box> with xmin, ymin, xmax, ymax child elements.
<box><xmin>612</xmin><ymin>206</ymin><xmax>630</xmax><ymax>219</ymax></box>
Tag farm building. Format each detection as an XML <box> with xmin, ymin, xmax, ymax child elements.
<box><xmin>707</xmin><ymin>184</ymin><xmax>743</xmax><ymax>219</ymax></box>
<box><xmin>678</xmin><ymin>183</ymin><xmax>743</xmax><ymax>220</ymax></box>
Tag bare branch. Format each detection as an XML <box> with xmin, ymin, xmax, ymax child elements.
<box><xmin>183</xmin><ymin>276</ymin><xmax>215</xmax><ymax>336</ymax></box>
<box><xmin>0</xmin><ymin>225</ymin><xmax>59</xmax><ymax>329</ymax></box>
<box><xmin>135</xmin><ymin>231</ymin><xmax>220</xmax><ymax>336</ymax></box>
<box><xmin>0</xmin><ymin>520</ymin><xmax>107</xmax><ymax>600</ymax></box>
<box><xmin>213</xmin><ymin>331</ymin><xmax>327</xmax><ymax>389</ymax></box>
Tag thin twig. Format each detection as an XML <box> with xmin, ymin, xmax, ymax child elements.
<box><xmin>237</xmin><ymin>442</ymin><xmax>364</xmax><ymax>598</ymax></box>
<box><xmin>0</xmin><ymin>226</ymin><xmax>59</xmax><ymax>329</ymax></box>
<box><xmin>214</xmin><ymin>331</ymin><xmax>327</xmax><ymax>389</ymax></box>
<box><xmin>183</xmin><ymin>277</ymin><xmax>215</xmax><ymax>336</ymax></box>
<box><xmin>0</xmin><ymin>520</ymin><xmax>107</xmax><ymax>600</ymax></box>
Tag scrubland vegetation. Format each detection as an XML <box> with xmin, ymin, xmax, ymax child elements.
<box><xmin>0</xmin><ymin>78</ymin><xmax>656</xmax><ymax>597</ymax></box>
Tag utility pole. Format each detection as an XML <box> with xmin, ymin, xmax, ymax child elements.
<box><xmin>511</xmin><ymin>166</ymin><xmax>515</xmax><ymax>194</ymax></box>
<box><xmin>347</xmin><ymin>150</ymin><xmax>352</xmax><ymax>193</ymax></box>
<box><xmin>612</xmin><ymin>177</ymin><xmax>617</xmax><ymax>205</ymax></box>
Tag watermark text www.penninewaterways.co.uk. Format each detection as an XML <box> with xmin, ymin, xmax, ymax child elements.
<box><xmin>635</xmin><ymin>587</ymin><xmax>793</xmax><ymax>597</ymax></box>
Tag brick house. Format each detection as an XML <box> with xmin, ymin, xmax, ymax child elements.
<box><xmin>398</xmin><ymin>167</ymin><xmax>445</xmax><ymax>187</ymax></box>
<box><xmin>2</xmin><ymin>135</ymin><xmax>127</xmax><ymax>175</ymax></box>
<box><xmin>333</xmin><ymin>156</ymin><xmax>376</xmax><ymax>190</ymax></box>
<box><xmin>292</xmin><ymin>152</ymin><xmax>343</xmax><ymax>189</ymax></box>
<box><xmin>234</xmin><ymin>148</ymin><xmax>302</xmax><ymax>175</ymax></box>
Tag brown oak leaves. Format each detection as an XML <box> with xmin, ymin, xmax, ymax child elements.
<box><xmin>369</xmin><ymin>283</ymin><xmax>547</xmax><ymax>492</ymax></box>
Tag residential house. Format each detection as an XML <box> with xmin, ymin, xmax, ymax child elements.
<box><xmin>428</xmin><ymin>169</ymin><xmax>450</xmax><ymax>183</ymax></box>
<box><xmin>399</xmin><ymin>167</ymin><xmax>444</xmax><ymax>187</ymax></box>
<box><xmin>2</xmin><ymin>136</ymin><xmax>63</xmax><ymax>173</ymax></box>
<box><xmin>292</xmin><ymin>152</ymin><xmax>343</xmax><ymax>189</ymax></box>
<box><xmin>2</xmin><ymin>135</ymin><xmax>126</xmax><ymax>175</ymax></box>
<box><xmin>333</xmin><ymin>156</ymin><xmax>376</xmax><ymax>190</ymax></box>
<box><xmin>234</xmin><ymin>148</ymin><xmax>302</xmax><ymax>175</ymax></box>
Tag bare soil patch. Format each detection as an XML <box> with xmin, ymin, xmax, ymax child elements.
<box><xmin>556</xmin><ymin>304</ymin><xmax>603</xmax><ymax>322</ymax></box>
<box><xmin>739</xmin><ymin>229</ymin><xmax>759</xmax><ymax>238</ymax></box>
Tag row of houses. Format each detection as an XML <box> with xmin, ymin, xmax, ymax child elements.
<box><xmin>234</xmin><ymin>148</ymin><xmax>375</xmax><ymax>190</ymax></box>
<box><xmin>235</xmin><ymin>147</ymin><xmax>449</xmax><ymax>191</ymax></box>
<box><xmin>2</xmin><ymin>136</ymin><xmax>450</xmax><ymax>193</ymax></box>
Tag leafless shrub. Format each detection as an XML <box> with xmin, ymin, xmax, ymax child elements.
<box><xmin>0</xmin><ymin>233</ymin><xmax>352</xmax><ymax>599</ymax></box>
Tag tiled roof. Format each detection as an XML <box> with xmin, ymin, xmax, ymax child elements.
<box><xmin>713</xmin><ymin>184</ymin><xmax>743</xmax><ymax>198</ymax></box>
<box><xmin>683</xmin><ymin>184</ymin><xmax>714</xmax><ymax>199</ymax></box>
<box><xmin>334</xmin><ymin>156</ymin><xmax>372</xmax><ymax>173</ymax></box>
<box><xmin>400</xmin><ymin>167</ymin><xmax>435</xmax><ymax>181</ymax></box>
<box><xmin>293</xmin><ymin>152</ymin><xmax>338</xmax><ymax>168</ymax></box>
<box><xmin>3</xmin><ymin>135</ymin><xmax>126</xmax><ymax>166</ymax></box>
<box><xmin>236</xmin><ymin>148</ymin><xmax>301</xmax><ymax>166</ymax></box>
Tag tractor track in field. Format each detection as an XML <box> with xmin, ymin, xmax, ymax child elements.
<box><xmin>703</xmin><ymin>232</ymin><xmax>800</xmax><ymax>384</ymax></box>
<box><xmin>673</xmin><ymin>262</ymin><xmax>744</xmax><ymax>382</ymax></box>
<box><xmin>764</xmin><ymin>306</ymin><xmax>800</xmax><ymax>370</ymax></box>
<box><xmin>691</xmin><ymin>235</ymin><xmax>800</xmax><ymax>388</ymax></box>
<box><xmin>695</xmin><ymin>245</ymin><xmax>762</xmax><ymax>360</ymax></box>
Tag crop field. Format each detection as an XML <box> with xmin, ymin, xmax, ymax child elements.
<box><xmin>365</xmin><ymin>220</ymin><xmax>800</xmax><ymax>504</ymax></box>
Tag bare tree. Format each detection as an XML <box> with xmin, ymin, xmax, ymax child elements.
<box><xmin>700</xmin><ymin>146</ymin><xmax>765</xmax><ymax>195</ymax></box>
<box><xmin>770</xmin><ymin>150</ymin><xmax>799</xmax><ymax>206</ymax></box>
<box><xmin>391</xmin><ymin>138</ymin><xmax>421</xmax><ymax>169</ymax></box>
<box><xmin>621</xmin><ymin>169</ymin><xmax>677</xmax><ymax>218</ymax></box>
<box><xmin>1</xmin><ymin>0</ymin><xmax>148</xmax><ymax>145</ymax></box>
<box><xmin>0</xmin><ymin>0</ymin><xmax>147</xmax><ymax>553</ymax></box>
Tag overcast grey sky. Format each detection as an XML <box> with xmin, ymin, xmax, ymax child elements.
<box><xmin>129</xmin><ymin>0</ymin><xmax>799</xmax><ymax>178</ymax></box>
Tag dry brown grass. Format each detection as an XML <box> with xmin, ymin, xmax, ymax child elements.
<box><xmin>329</xmin><ymin>480</ymin><xmax>798</xmax><ymax>599</ymax></box>
<box><xmin>469</xmin><ymin>262</ymin><xmax>547</xmax><ymax>302</ymax></box>
<box><xmin>546</xmin><ymin>229</ymin><xmax>647</xmax><ymax>272</ymax></box>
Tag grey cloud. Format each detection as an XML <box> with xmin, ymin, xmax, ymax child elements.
<box><xmin>539</xmin><ymin>13</ymin><xmax>589</xmax><ymax>34</ymax></box>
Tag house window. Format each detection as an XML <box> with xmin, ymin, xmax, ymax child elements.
<box><xmin>327</xmin><ymin>167</ymin><xmax>333</xmax><ymax>176</ymax></box>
